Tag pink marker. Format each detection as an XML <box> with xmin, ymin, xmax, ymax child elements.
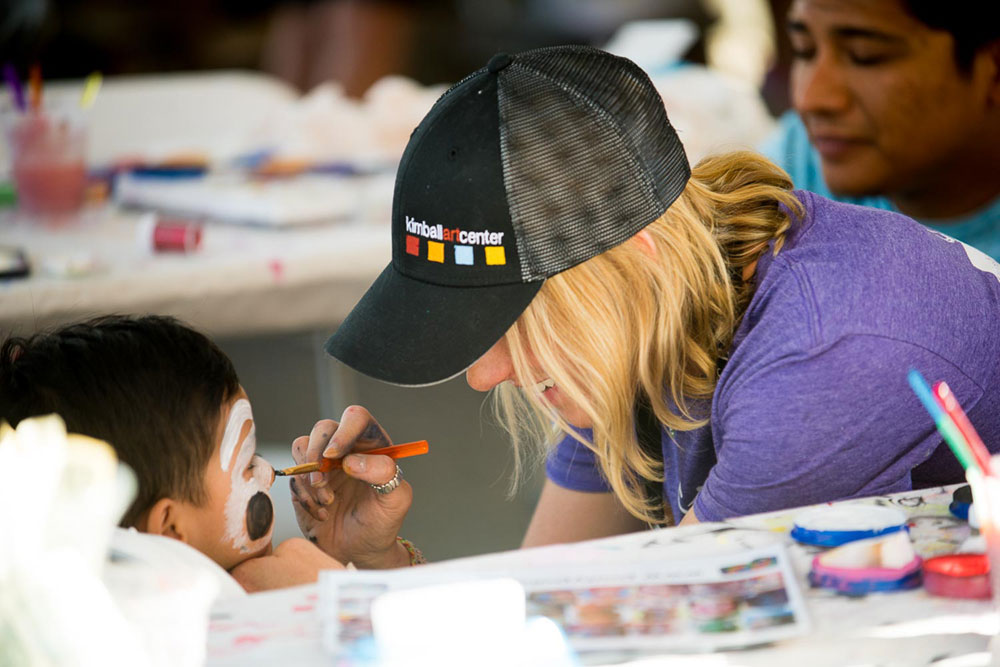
<box><xmin>934</xmin><ymin>381</ymin><xmax>992</xmax><ymax>474</ymax></box>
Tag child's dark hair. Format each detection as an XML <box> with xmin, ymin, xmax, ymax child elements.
<box><xmin>0</xmin><ymin>315</ymin><xmax>240</xmax><ymax>527</ymax></box>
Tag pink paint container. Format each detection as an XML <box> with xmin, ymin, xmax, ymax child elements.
<box><xmin>809</xmin><ymin>554</ymin><xmax>923</xmax><ymax>595</ymax></box>
<box><xmin>137</xmin><ymin>214</ymin><xmax>203</xmax><ymax>253</ymax></box>
<box><xmin>922</xmin><ymin>554</ymin><xmax>991</xmax><ymax>600</ymax></box>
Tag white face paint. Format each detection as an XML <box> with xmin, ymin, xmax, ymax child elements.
<box><xmin>219</xmin><ymin>399</ymin><xmax>274</xmax><ymax>553</ymax></box>
<box><xmin>220</xmin><ymin>399</ymin><xmax>253</xmax><ymax>472</ymax></box>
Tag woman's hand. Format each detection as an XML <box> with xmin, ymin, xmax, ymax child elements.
<box><xmin>289</xmin><ymin>405</ymin><xmax>412</xmax><ymax>569</ymax></box>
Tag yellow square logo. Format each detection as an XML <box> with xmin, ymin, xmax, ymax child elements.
<box><xmin>427</xmin><ymin>241</ymin><xmax>444</xmax><ymax>263</ymax></box>
<box><xmin>485</xmin><ymin>246</ymin><xmax>506</xmax><ymax>265</ymax></box>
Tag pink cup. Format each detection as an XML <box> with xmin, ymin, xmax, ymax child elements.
<box><xmin>964</xmin><ymin>458</ymin><xmax>1000</xmax><ymax>658</ymax></box>
<box><xmin>967</xmin><ymin>463</ymin><xmax>1000</xmax><ymax>596</ymax></box>
<box><xmin>4</xmin><ymin>109</ymin><xmax>87</xmax><ymax>219</ymax></box>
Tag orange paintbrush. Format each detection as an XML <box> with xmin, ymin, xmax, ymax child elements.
<box><xmin>272</xmin><ymin>440</ymin><xmax>429</xmax><ymax>476</ymax></box>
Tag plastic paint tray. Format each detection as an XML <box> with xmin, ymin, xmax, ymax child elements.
<box><xmin>809</xmin><ymin>554</ymin><xmax>923</xmax><ymax>595</ymax></box>
<box><xmin>791</xmin><ymin>505</ymin><xmax>909</xmax><ymax>547</ymax></box>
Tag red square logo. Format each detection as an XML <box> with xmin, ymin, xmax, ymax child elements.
<box><xmin>405</xmin><ymin>235</ymin><xmax>420</xmax><ymax>256</ymax></box>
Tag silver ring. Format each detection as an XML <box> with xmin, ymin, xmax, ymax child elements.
<box><xmin>370</xmin><ymin>465</ymin><xmax>402</xmax><ymax>495</ymax></box>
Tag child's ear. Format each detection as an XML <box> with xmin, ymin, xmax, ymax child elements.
<box><xmin>141</xmin><ymin>497</ymin><xmax>188</xmax><ymax>542</ymax></box>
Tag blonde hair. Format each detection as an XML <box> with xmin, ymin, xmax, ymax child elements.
<box><xmin>495</xmin><ymin>151</ymin><xmax>804</xmax><ymax>524</ymax></box>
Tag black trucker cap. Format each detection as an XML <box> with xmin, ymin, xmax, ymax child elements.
<box><xmin>325</xmin><ymin>45</ymin><xmax>690</xmax><ymax>386</ymax></box>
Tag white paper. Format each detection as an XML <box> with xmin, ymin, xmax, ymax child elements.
<box><xmin>317</xmin><ymin>543</ymin><xmax>809</xmax><ymax>660</ymax></box>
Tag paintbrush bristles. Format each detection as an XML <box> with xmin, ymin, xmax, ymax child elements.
<box><xmin>274</xmin><ymin>461</ymin><xmax>326</xmax><ymax>476</ymax></box>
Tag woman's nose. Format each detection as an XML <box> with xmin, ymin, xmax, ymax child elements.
<box><xmin>466</xmin><ymin>338</ymin><xmax>515</xmax><ymax>392</ymax></box>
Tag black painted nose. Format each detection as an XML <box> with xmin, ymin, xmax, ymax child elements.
<box><xmin>246</xmin><ymin>492</ymin><xmax>274</xmax><ymax>541</ymax></box>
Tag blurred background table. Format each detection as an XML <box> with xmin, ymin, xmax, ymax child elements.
<box><xmin>0</xmin><ymin>209</ymin><xmax>389</xmax><ymax>338</ymax></box>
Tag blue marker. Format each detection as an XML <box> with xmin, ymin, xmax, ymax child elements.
<box><xmin>907</xmin><ymin>368</ymin><xmax>975</xmax><ymax>471</ymax></box>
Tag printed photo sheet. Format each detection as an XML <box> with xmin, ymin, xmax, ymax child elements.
<box><xmin>318</xmin><ymin>543</ymin><xmax>810</xmax><ymax>658</ymax></box>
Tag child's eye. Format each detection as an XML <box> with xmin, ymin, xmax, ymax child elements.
<box><xmin>244</xmin><ymin>454</ymin><xmax>272</xmax><ymax>483</ymax></box>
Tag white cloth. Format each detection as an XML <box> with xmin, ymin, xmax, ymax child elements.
<box><xmin>108</xmin><ymin>527</ymin><xmax>246</xmax><ymax>600</ymax></box>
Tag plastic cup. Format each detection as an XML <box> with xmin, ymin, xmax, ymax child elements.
<box><xmin>964</xmin><ymin>458</ymin><xmax>1000</xmax><ymax>661</ymax></box>
<box><xmin>3</xmin><ymin>108</ymin><xmax>87</xmax><ymax>219</ymax></box>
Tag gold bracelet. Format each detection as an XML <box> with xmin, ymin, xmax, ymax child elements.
<box><xmin>396</xmin><ymin>536</ymin><xmax>427</xmax><ymax>566</ymax></box>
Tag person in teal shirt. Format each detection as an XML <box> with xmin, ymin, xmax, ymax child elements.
<box><xmin>760</xmin><ymin>0</ymin><xmax>1000</xmax><ymax>260</ymax></box>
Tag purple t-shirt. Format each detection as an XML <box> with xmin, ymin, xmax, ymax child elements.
<box><xmin>547</xmin><ymin>190</ymin><xmax>1000</xmax><ymax>522</ymax></box>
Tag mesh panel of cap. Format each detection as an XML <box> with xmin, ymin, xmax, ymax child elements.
<box><xmin>498</xmin><ymin>46</ymin><xmax>690</xmax><ymax>282</ymax></box>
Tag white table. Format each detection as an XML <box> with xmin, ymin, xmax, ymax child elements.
<box><xmin>206</xmin><ymin>485</ymin><xmax>995</xmax><ymax>667</ymax></box>
<box><xmin>0</xmin><ymin>203</ymin><xmax>391</xmax><ymax>339</ymax></box>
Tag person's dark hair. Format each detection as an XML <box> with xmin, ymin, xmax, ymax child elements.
<box><xmin>0</xmin><ymin>315</ymin><xmax>240</xmax><ymax>527</ymax></box>
<box><xmin>901</xmin><ymin>1</ymin><xmax>1000</xmax><ymax>72</ymax></box>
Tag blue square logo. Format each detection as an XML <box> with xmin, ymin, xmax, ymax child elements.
<box><xmin>455</xmin><ymin>245</ymin><xmax>474</xmax><ymax>265</ymax></box>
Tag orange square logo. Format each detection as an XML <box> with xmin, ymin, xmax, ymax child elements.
<box><xmin>485</xmin><ymin>246</ymin><xmax>506</xmax><ymax>265</ymax></box>
<box><xmin>427</xmin><ymin>241</ymin><xmax>444</xmax><ymax>263</ymax></box>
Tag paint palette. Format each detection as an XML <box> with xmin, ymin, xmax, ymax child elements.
<box><xmin>791</xmin><ymin>505</ymin><xmax>908</xmax><ymax>547</ymax></box>
<box><xmin>808</xmin><ymin>531</ymin><xmax>923</xmax><ymax>595</ymax></box>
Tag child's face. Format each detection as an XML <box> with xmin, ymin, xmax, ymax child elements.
<box><xmin>188</xmin><ymin>390</ymin><xmax>276</xmax><ymax>570</ymax></box>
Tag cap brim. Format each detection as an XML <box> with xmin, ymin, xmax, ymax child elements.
<box><xmin>325</xmin><ymin>264</ymin><xmax>543</xmax><ymax>386</ymax></box>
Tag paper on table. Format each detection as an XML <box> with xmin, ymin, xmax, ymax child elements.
<box><xmin>317</xmin><ymin>543</ymin><xmax>809</xmax><ymax>659</ymax></box>
<box><xmin>207</xmin><ymin>584</ymin><xmax>325</xmax><ymax>667</ymax></box>
<box><xmin>114</xmin><ymin>172</ymin><xmax>359</xmax><ymax>227</ymax></box>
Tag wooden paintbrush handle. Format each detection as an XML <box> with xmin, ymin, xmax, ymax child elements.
<box><xmin>275</xmin><ymin>440</ymin><xmax>429</xmax><ymax>476</ymax></box>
